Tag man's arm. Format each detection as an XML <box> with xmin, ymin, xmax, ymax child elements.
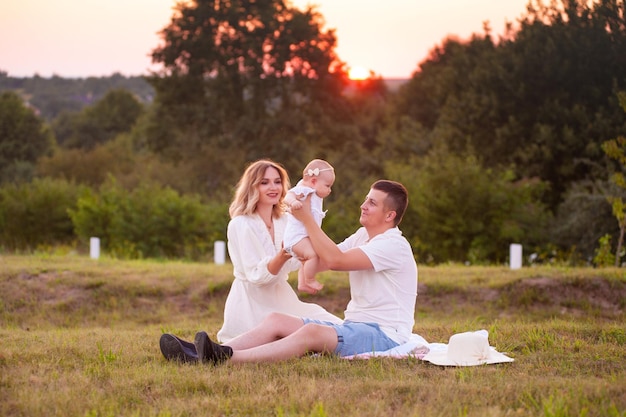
<box><xmin>291</xmin><ymin>196</ymin><xmax>373</xmax><ymax>271</ymax></box>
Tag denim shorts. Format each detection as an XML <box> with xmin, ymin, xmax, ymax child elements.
<box><xmin>302</xmin><ymin>318</ymin><xmax>399</xmax><ymax>357</ymax></box>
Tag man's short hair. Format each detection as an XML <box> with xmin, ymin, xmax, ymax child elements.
<box><xmin>372</xmin><ymin>180</ymin><xmax>408</xmax><ymax>226</ymax></box>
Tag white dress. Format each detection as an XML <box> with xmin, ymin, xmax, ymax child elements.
<box><xmin>217</xmin><ymin>213</ymin><xmax>343</xmax><ymax>343</ymax></box>
<box><xmin>283</xmin><ymin>184</ymin><xmax>326</xmax><ymax>249</ymax></box>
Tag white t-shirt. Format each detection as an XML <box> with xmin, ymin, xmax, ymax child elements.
<box><xmin>283</xmin><ymin>183</ymin><xmax>326</xmax><ymax>248</ymax></box>
<box><xmin>217</xmin><ymin>213</ymin><xmax>343</xmax><ymax>343</ymax></box>
<box><xmin>338</xmin><ymin>227</ymin><xmax>418</xmax><ymax>344</ymax></box>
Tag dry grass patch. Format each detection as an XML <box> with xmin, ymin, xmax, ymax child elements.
<box><xmin>0</xmin><ymin>254</ymin><xmax>624</xmax><ymax>416</ymax></box>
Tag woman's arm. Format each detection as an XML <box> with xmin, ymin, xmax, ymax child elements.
<box><xmin>267</xmin><ymin>247</ymin><xmax>294</xmax><ymax>275</ymax></box>
<box><xmin>228</xmin><ymin>217</ymin><xmax>293</xmax><ymax>285</ymax></box>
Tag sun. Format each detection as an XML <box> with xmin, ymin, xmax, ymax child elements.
<box><xmin>348</xmin><ymin>66</ymin><xmax>370</xmax><ymax>81</ymax></box>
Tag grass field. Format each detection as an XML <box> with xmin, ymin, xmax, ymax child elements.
<box><xmin>1</xmin><ymin>254</ymin><xmax>625</xmax><ymax>417</ymax></box>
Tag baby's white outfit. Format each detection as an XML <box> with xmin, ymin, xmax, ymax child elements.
<box><xmin>283</xmin><ymin>183</ymin><xmax>326</xmax><ymax>253</ymax></box>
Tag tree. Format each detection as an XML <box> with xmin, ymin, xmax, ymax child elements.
<box><xmin>146</xmin><ymin>0</ymin><xmax>350</xmax><ymax>171</ymax></box>
<box><xmin>53</xmin><ymin>89</ymin><xmax>144</xmax><ymax>149</ymax></box>
<box><xmin>0</xmin><ymin>91</ymin><xmax>53</xmax><ymax>183</ymax></box>
<box><xmin>393</xmin><ymin>0</ymin><xmax>626</xmax><ymax>210</ymax></box>
<box><xmin>0</xmin><ymin>72</ymin><xmax>154</xmax><ymax>121</ymax></box>
<box><xmin>551</xmin><ymin>179</ymin><xmax>619</xmax><ymax>263</ymax></box>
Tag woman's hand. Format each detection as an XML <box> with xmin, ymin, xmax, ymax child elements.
<box><xmin>267</xmin><ymin>244</ymin><xmax>293</xmax><ymax>275</ymax></box>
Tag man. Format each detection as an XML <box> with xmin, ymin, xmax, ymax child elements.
<box><xmin>160</xmin><ymin>179</ymin><xmax>418</xmax><ymax>364</ymax></box>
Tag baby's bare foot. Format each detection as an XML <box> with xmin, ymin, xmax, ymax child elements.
<box><xmin>299</xmin><ymin>279</ymin><xmax>323</xmax><ymax>294</ymax></box>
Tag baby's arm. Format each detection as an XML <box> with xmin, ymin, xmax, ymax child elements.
<box><xmin>285</xmin><ymin>191</ymin><xmax>304</xmax><ymax>210</ymax></box>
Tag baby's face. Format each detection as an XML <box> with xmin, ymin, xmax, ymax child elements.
<box><xmin>315</xmin><ymin>172</ymin><xmax>335</xmax><ymax>198</ymax></box>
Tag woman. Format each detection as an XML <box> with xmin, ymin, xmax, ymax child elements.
<box><xmin>217</xmin><ymin>159</ymin><xmax>342</xmax><ymax>343</ymax></box>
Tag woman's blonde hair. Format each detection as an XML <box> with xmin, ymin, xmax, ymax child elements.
<box><xmin>229</xmin><ymin>159</ymin><xmax>291</xmax><ymax>219</ymax></box>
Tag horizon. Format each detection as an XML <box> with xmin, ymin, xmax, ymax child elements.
<box><xmin>0</xmin><ymin>71</ymin><xmax>413</xmax><ymax>81</ymax></box>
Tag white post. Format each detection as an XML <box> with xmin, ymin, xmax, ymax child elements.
<box><xmin>90</xmin><ymin>237</ymin><xmax>100</xmax><ymax>260</ymax></box>
<box><xmin>510</xmin><ymin>243</ymin><xmax>522</xmax><ymax>269</ymax></box>
<box><xmin>214</xmin><ymin>240</ymin><xmax>226</xmax><ymax>265</ymax></box>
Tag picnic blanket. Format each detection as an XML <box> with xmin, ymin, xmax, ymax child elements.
<box><xmin>342</xmin><ymin>333</ymin><xmax>432</xmax><ymax>360</ymax></box>
<box><xmin>342</xmin><ymin>330</ymin><xmax>514</xmax><ymax>366</ymax></box>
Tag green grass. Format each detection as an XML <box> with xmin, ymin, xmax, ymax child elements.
<box><xmin>1</xmin><ymin>253</ymin><xmax>625</xmax><ymax>416</ymax></box>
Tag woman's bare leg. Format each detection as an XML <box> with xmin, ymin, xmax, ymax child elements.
<box><xmin>230</xmin><ymin>322</ymin><xmax>339</xmax><ymax>363</ymax></box>
<box><xmin>226</xmin><ymin>312</ymin><xmax>305</xmax><ymax>351</ymax></box>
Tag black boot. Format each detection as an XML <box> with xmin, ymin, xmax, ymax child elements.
<box><xmin>194</xmin><ymin>331</ymin><xmax>233</xmax><ymax>365</ymax></box>
<box><xmin>160</xmin><ymin>333</ymin><xmax>198</xmax><ymax>363</ymax></box>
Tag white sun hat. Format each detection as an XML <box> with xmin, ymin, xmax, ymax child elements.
<box><xmin>422</xmin><ymin>330</ymin><xmax>514</xmax><ymax>367</ymax></box>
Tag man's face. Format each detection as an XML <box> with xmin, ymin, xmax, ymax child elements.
<box><xmin>359</xmin><ymin>188</ymin><xmax>391</xmax><ymax>227</ymax></box>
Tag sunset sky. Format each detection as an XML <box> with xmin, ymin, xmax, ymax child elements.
<box><xmin>1</xmin><ymin>0</ymin><xmax>530</xmax><ymax>79</ymax></box>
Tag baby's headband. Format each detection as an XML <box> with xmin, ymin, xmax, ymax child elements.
<box><xmin>306</xmin><ymin>167</ymin><xmax>333</xmax><ymax>177</ymax></box>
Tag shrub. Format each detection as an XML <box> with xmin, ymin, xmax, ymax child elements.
<box><xmin>0</xmin><ymin>178</ymin><xmax>87</xmax><ymax>250</ymax></box>
<box><xmin>69</xmin><ymin>179</ymin><xmax>228</xmax><ymax>260</ymax></box>
<box><xmin>387</xmin><ymin>146</ymin><xmax>551</xmax><ymax>264</ymax></box>
<box><xmin>593</xmin><ymin>234</ymin><xmax>616</xmax><ymax>267</ymax></box>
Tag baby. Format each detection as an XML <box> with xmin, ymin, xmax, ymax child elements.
<box><xmin>283</xmin><ymin>159</ymin><xmax>335</xmax><ymax>294</ymax></box>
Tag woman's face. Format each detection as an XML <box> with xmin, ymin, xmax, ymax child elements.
<box><xmin>257</xmin><ymin>166</ymin><xmax>283</xmax><ymax>208</ymax></box>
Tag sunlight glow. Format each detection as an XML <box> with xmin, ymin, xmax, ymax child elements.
<box><xmin>348</xmin><ymin>66</ymin><xmax>370</xmax><ymax>80</ymax></box>
<box><xmin>1</xmin><ymin>0</ymin><xmax>532</xmax><ymax>79</ymax></box>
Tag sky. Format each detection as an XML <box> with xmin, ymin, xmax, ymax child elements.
<box><xmin>0</xmin><ymin>0</ymin><xmax>531</xmax><ymax>80</ymax></box>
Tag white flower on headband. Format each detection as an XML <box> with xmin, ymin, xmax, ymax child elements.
<box><xmin>307</xmin><ymin>167</ymin><xmax>333</xmax><ymax>176</ymax></box>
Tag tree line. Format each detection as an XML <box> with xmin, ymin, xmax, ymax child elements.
<box><xmin>0</xmin><ymin>0</ymin><xmax>625</xmax><ymax>265</ymax></box>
